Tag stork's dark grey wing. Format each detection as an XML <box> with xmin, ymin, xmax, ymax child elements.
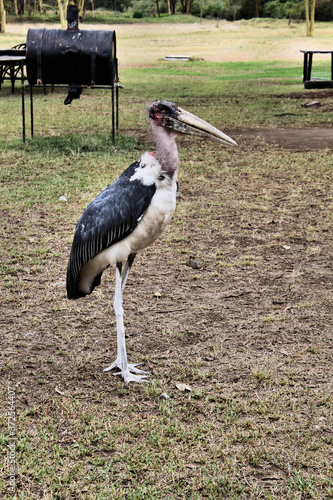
<box><xmin>67</xmin><ymin>161</ymin><xmax>156</xmax><ymax>299</ymax></box>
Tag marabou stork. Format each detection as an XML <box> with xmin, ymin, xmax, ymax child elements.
<box><xmin>66</xmin><ymin>100</ymin><xmax>237</xmax><ymax>386</ymax></box>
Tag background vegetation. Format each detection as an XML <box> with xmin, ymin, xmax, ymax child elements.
<box><xmin>3</xmin><ymin>0</ymin><xmax>333</xmax><ymax>23</ymax></box>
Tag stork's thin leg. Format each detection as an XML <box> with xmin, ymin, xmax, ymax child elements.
<box><xmin>104</xmin><ymin>260</ymin><xmax>149</xmax><ymax>386</ymax></box>
<box><xmin>121</xmin><ymin>253</ymin><xmax>136</xmax><ymax>292</ymax></box>
<box><xmin>120</xmin><ymin>254</ymin><xmax>145</xmax><ymax>371</ymax></box>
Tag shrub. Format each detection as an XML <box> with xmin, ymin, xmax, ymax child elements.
<box><xmin>132</xmin><ymin>9</ymin><xmax>143</xmax><ymax>18</ymax></box>
<box><xmin>315</xmin><ymin>0</ymin><xmax>333</xmax><ymax>21</ymax></box>
<box><xmin>263</xmin><ymin>0</ymin><xmax>304</xmax><ymax>20</ymax></box>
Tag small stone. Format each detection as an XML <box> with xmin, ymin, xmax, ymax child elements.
<box><xmin>186</xmin><ymin>258</ymin><xmax>204</xmax><ymax>269</ymax></box>
<box><xmin>301</xmin><ymin>101</ymin><xmax>320</xmax><ymax>108</ymax></box>
<box><xmin>282</xmin><ymin>245</ymin><xmax>291</xmax><ymax>250</ymax></box>
<box><xmin>160</xmin><ymin>393</ymin><xmax>170</xmax><ymax>400</ymax></box>
<box><xmin>165</xmin><ymin>55</ymin><xmax>191</xmax><ymax>61</ymax></box>
<box><xmin>59</xmin><ymin>195</ymin><xmax>67</xmax><ymax>202</ymax></box>
<box><xmin>176</xmin><ymin>383</ymin><xmax>192</xmax><ymax>392</ymax></box>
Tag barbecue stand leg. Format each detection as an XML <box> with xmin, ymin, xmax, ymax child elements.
<box><xmin>111</xmin><ymin>84</ymin><xmax>115</xmax><ymax>143</ymax></box>
<box><xmin>30</xmin><ymin>86</ymin><xmax>34</xmax><ymax>138</ymax></box>
<box><xmin>116</xmin><ymin>59</ymin><xmax>119</xmax><ymax>131</ymax></box>
<box><xmin>22</xmin><ymin>82</ymin><xmax>26</xmax><ymax>143</ymax></box>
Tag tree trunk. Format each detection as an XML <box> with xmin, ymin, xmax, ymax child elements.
<box><xmin>150</xmin><ymin>0</ymin><xmax>155</xmax><ymax>17</ymax></box>
<box><xmin>57</xmin><ymin>0</ymin><xmax>66</xmax><ymax>28</ymax></box>
<box><xmin>0</xmin><ymin>0</ymin><xmax>5</xmax><ymax>33</ymax></box>
<box><xmin>166</xmin><ymin>0</ymin><xmax>170</xmax><ymax>15</ymax></box>
<box><xmin>77</xmin><ymin>0</ymin><xmax>84</xmax><ymax>16</ymax></box>
<box><xmin>305</xmin><ymin>0</ymin><xmax>310</xmax><ymax>34</ymax></box>
<box><xmin>18</xmin><ymin>0</ymin><xmax>26</xmax><ymax>15</ymax></box>
<box><xmin>255</xmin><ymin>0</ymin><xmax>259</xmax><ymax>17</ymax></box>
<box><xmin>305</xmin><ymin>0</ymin><xmax>315</xmax><ymax>36</ymax></box>
<box><xmin>309</xmin><ymin>0</ymin><xmax>315</xmax><ymax>36</ymax></box>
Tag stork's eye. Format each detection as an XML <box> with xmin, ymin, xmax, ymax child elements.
<box><xmin>157</xmin><ymin>103</ymin><xmax>172</xmax><ymax>115</ymax></box>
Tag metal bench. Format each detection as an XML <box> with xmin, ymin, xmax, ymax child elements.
<box><xmin>0</xmin><ymin>43</ymin><xmax>26</xmax><ymax>93</ymax></box>
<box><xmin>301</xmin><ymin>50</ymin><xmax>333</xmax><ymax>89</ymax></box>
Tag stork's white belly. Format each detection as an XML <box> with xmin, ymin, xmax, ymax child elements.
<box><xmin>79</xmin><ymin>174</ymin><xmax>177</xmax><ymax>294</ymax></box>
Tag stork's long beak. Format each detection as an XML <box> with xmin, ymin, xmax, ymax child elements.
<box><xmin>172</xmin><ymin>107</ymin><xmax>237</xmax><ymax>147</ymax></box>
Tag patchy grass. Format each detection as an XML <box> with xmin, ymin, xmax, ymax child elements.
<box><xmin>1</xmin><ymin>20</ymin><xmax>332</xmax><ymax>500</ymax></box>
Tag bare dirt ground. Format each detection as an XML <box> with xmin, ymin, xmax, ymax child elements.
<box><xmin>1</xmin><ymin>116</ymin><xmax>332</xmax><ymax>496</ymax></box>
<box><xmin>241</xmin><ymin>127</ymin><xmax>333</xmax><ymax>149</ymax></box>
<box><xmin>3</xmin><ymin>128</ymin><xmax>332</xmax><ymax>379</ymax></box>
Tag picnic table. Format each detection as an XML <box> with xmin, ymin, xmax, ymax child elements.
<box><xmin>300</xmin><ymin>50</ymin><xmax>333</xmax><ymax>89</ymax></box>
<box><xmin>0</xmin><ymin>45</ymin><xmax>26</xmax><ymax>93</ymax></box>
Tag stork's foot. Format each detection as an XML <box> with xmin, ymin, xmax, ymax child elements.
<box><xmin>116</xmin><ymin>370</ymin><xmax>149</xmax><ymax>387</ymax></box>
<box><xmin>103</xmin><ymin>361</ymin><xmax>149</xmax><ymax>386</ymax></box>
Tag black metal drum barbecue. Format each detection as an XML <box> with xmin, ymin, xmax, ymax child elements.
<box><xmin>26</xmin><ymin>28</ymin><xmax>116</xmax><ymax>86</ymax></box>
<box><xmin>21</xmin><ymin>14</ymin><xmax>119</xmax><ymax>143</ymax></box>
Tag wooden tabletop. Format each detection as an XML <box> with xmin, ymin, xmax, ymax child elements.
<box><xmin>0</xmin><ymin>55</ymin><xmax>26</xmax><ymax>62</ymax></box>
<box><xmin>300</xmin><ymin>50</ymin><xmax>333</xmax><ymax>54</ymax></box>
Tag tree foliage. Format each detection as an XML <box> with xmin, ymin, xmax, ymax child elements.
<box><xmin>2</xmin><ymin>0</ymin><xmax>333</xmax><ymax>22</ymax></box>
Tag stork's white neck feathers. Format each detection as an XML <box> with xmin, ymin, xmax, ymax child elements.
<box><xmin>149</xmin><ymin>119</ymin><xmax>179</xmax><ymax>177</ymax></box>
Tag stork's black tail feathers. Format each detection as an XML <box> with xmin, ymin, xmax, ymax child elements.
<box><xmin>66</xmin><ymin>267</ymin><xmax>103</xmax><ymax>300</ymax></box>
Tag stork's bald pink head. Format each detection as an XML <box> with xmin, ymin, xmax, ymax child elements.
<box><xmin>148</xmin><ymin>100</ymin><xmax>237</xmax><ymax>146</ymax></box>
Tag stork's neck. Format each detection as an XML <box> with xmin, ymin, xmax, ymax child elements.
<box><xmin>149</xmin><ymin>120</ymin><xmax>179</xmax><ymax>177</ymax></box>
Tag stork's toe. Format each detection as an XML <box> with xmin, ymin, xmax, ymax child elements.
<box><xmin>127</xmin><ymin>363</ymin><xmax>149</xmax><ymax>375</ymax></box>
<box><xmin>104</xmin><ymin>360</ymin><xmax>150</xmax><ymax>385</ymax></box>
<box><xmin>118</xmin><ymin>371</ymin><xmax>150</xmax><ymax>387</ymax></box>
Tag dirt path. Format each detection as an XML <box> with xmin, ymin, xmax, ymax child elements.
<box><xmin>239</xmin><ymin>127</ymin><xmax>333</xmax><ymax>149</ymax></box>
<box><xmin>5</xmin><ymin>20</ymin><xmax>333</xmax><ymax>64</ymax></box>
